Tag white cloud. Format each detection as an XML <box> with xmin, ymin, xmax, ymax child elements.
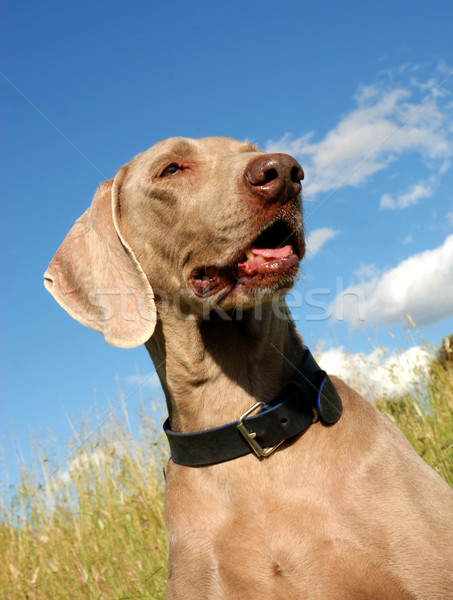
<box><xmin>331</xmin><ymin>234</ymin><xmax>453</xmax><ymax>328</ymax></box>
<box><xmin>403</xmin><ymin>234</ymin><xmax>413</xmax><ymax>245</ymax></box>
<box><xmin>380</xmin><ymin>175</ymin><xmax>437</xmax><ymax>210</ymax></box>
<box><xmin>57</xmin><ymin>448</ymin><xmax>112</xmax><ymax>485</ymax></box>
<box><xmin>266</xmin><ymin>65</ymin><xmax>453</xmax><ymax>200</ymax></box>
<box><xmin>353</xmin><ymin>263</ymin><xmax>381</xmax><ymax>280</ymax></box>
<box><xmin>43</xmin><ymin>447</ymin><xmax>121</xmax><ymax>501</ymax></box>
<box><xmin>315</xmin><ymin>344</ymin><xmax>431</xmax><ymax>398</ymax></box>
<box><xmin>124</xmin><ymin>371</ymin><xmax>162</xmax><ymax>392</ymax></box>
<box><xmin>306</xmin><ymin>227</ymin><xmax>340</xmax><ymax>257</ymax></box>
<box><xmin>448</xmin><ymin>207</ymin><xmax>453</xmax><ymax>226</ymax></box>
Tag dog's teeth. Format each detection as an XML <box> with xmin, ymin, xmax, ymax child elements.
<box><xmin>246</xmin><ymin>249</ymin><xmax>254</xmax><ymax>260</ymax></box>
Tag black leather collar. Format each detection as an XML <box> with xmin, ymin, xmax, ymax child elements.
<box><xmin>163</xmin><ymin>346</ymin><xmax>342</xmax><ymax>467</ymax></box>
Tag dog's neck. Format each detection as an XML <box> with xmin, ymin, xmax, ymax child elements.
<box><xmin>145</xmin><ymin>297</ymin><xmax>303</xmax><ymax>433</ymax></box>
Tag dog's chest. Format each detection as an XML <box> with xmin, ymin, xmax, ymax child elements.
<box><xmin>166</xmin><ymin>524</ymin><xmax>323</xmax><ymax>600</ymax></box>
<box><xmin>164</xmin><ymin>462</ymin><xmax>337</xmax><ymax>599</ymax></box>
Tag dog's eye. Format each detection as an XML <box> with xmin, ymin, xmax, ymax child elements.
<box><xmin>160</xmin><ymin>163</ymin><xmax>182</xmax><ymax>177</ymax></box>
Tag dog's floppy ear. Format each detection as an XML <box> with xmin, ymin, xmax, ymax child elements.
<box><xmin>44</xmin><ymin>168</ymin><xmax>156</xmax><ymax>348</ymax></box>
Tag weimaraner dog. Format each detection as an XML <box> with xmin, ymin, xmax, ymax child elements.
<box><xmin>45</xmin><ymin>137</ymin><xmax>453</xmax><ymax>599</ymax></box>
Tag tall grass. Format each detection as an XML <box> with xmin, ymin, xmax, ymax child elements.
<box><xmin>1</xmin><ymin>404</ymin><xmax>169</xmax><ymax>599</ymax></box>
<box><xmin>374</xmin><ymin>348</ymin><xmax>453</xmax><ymax>485</ymax></box>
<box><xmin>1</xmin><ymin>345</ymin><xmax>452</xmax><ymax>599</ymax></box>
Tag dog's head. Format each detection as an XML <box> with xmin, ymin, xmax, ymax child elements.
<box><xmin>44</xmin><ymin>137</ymin><xmax>305</xmax><ymax>348</ymax></box>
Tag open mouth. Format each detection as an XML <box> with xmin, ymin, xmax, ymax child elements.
<box><xmin>189</xmin><ymin>219</ymin><xmax>301</xmax><ymax>298</ymax></box>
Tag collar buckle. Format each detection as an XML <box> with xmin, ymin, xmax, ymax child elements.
<box><xmin>237</xmin><ymin>401</ymin><xmax>285</xmax><ymax>458</ymax></box>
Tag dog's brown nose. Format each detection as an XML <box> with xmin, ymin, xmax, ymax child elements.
<box><xmin>244</xmin><ymin>154</ymin><xmax>304</xmax><ymax>203</ymax></box>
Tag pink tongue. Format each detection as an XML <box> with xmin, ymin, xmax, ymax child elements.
<box><xmin>238</xmin><ymin>244</ymin><xmax>294</xmax><ymax>276</ymax></box>
<box><xmin>250</xmin><ymin>244</ymin><xmax>292</xmax><ymax>259</ymax></box>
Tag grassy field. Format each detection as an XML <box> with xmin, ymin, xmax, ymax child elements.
<box><xmin>1</xmin><ymin>406</ymin><xmax>170</xmax><ymax>599</ymax></box>
<box><xmin>1</xmin><ymin>342</ymin><xmax>452</xmax><ymax>599</ymax></box>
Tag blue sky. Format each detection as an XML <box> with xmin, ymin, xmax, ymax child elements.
<box><xmin>2</xmin><ymin>0</ymin><xmax>453</xmax><ymax>483</ymax></box>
